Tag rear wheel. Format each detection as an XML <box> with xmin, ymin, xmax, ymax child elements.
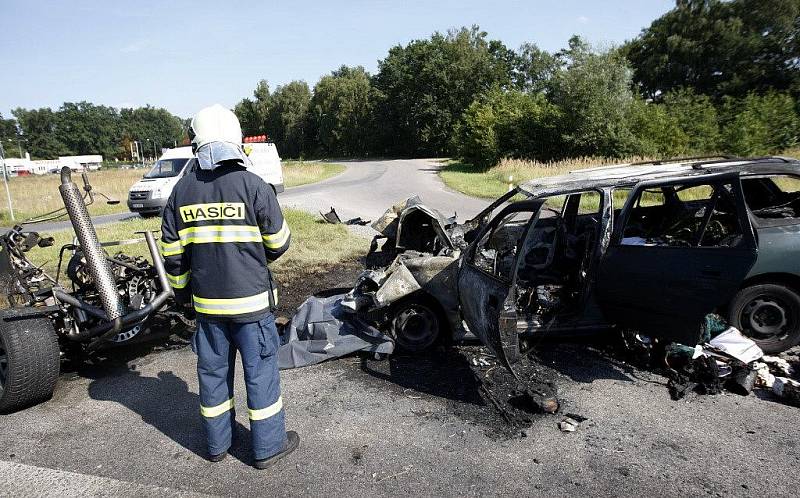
<box><xmin>728</xmin><ymin>283</ymin><xmax>800</xmax><ymax>354</ymax></box>
<box><xmin>0</xmin><ymin>316</ymin><xmax>61</xmax><ymax>413</ymax></box>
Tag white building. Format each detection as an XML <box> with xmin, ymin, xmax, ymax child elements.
<box><xmin>58</xmin><ymin>155</ymin><xmax>103</xmax><ymax>171</ymax></box>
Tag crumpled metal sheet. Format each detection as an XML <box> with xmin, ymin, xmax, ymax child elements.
<box><xmin>277</xmin><ymin>294</ymin><xmax>394</xmax><ymax>369</ymax></box>
<box><xmin>374</xmin><ymin>262</ymin><xmax>421</xmax><ymax>306</ymax></box>
<box><xmin>371</xmin><ymin>196</ymin><xmax>423</xmax><ymax>237</ymax></box>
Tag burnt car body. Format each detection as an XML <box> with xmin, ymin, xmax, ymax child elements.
<box><xmin>344</xmin><ymin>156</ymin><xmax>800</xmax><ymax>370</ymax></box>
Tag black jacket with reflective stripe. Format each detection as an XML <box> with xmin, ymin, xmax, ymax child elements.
<box><xmin>160</xmin><ymin>163</ymin><xmax>290</xmax><ymax>322</ymax></box>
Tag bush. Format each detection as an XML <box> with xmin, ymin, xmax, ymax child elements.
<box><xmin>626</xmin><ymin>99</ymin><xmax>689</xmax><ymax>157</ymax></box>
<box><xmin>453</xmin><ymin>89</ymin><xmax>561</xmax><ymax>168</ymax></box>
<box><xmin>662</xmin><ymin>88</ymin><xmax>721</xmax><ymax>153</ymax></box>
<box><xmin>721</xmin><ymin>92</ymin><xmax>800</xmax><ymax>156</ymax></box>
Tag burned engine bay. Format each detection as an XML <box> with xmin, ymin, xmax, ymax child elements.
<box><xmin>339</xmin><ymin>195</ymin><xmax>602</xmax><ymax>348</ymax></box>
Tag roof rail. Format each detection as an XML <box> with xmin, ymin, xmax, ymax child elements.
<box><xmin>629</xmin><ymin>155</ymin><xmax>739</xmax><ymax>166</ymax></box>
<box><xmin>689</xmin><ymin>155</ymin><xmax>795</xmax><ymax>170</ymax></box>
<box><xmin>569</xmin><ymin>155</ymin><xmax>740</xmax><ymax>175</ymax></box>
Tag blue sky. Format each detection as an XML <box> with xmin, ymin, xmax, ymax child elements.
<box><xmin>0</xmin><ymin>0</ymin><xmax>675</xmax><ymax>119</ymax></box>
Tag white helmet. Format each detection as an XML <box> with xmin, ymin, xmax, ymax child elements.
<box><xmin>189</xmin><ymin>104</ymin><xmax>242</xmax><ymax>150</ymax></box>
<box><xmin>189</xmin><ymin>104</ymin><xmax>251</xmax><ymax>170</ymax></box>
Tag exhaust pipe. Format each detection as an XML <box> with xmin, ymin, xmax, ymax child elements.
<box><xmin>58</xmin><ymin>167</ymin><xmax>126</xmax><ymax>321</ymax></box>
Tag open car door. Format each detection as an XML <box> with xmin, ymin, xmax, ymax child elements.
<box><xmin>596</xmin><ymin>173</ymin><xmax>758</xmax><ymax>345</ymax></box>
<box><xmin>457</xmin><ymin>200</ymin><xmax>544</xmax><ymax>373</ymax></box>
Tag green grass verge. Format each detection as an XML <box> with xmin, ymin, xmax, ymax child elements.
<box><xmin>27</xmin><ymin>208</ymin><xmax>368</xmax><ymax>278</ymax></box>
<box><xmin>283</xmin><ymin>161</ymin><xmax>345</xmax><ymax>188</ymax></box>
<box><xmin>442</xmin><ymin>149</ymin><xmax>800</xmax><ymax>199</ymax></box>
<box><xmin>0</xmin><ymin>162</ymin><xmax>345</xmax><ymax>227</ymax></box>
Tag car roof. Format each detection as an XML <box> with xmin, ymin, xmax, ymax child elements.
<box><xmin>159</xmin><ymin>146</ymin><xmax>194</xmax><ymax>160</ymax></box>
<box><xmin>518</xmin><ymin>156</ymin><xmax>800</xmax><ymax>197</ymax></box>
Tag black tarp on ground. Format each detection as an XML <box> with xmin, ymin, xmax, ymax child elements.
<box><xmin>277</xmin><ymin>294</ymin><xmax>394</xmax><ymax>369</ymax></box>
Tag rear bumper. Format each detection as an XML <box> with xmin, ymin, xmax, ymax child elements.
<box><xmin>127</xmin><ymin>197</ymin><xmax>168</xmax><ymax>213</ymax></box>
<box><xmin>273</xmin><ymin>183</ymin><xmax>285</xmax><ymax>194</ymax></box>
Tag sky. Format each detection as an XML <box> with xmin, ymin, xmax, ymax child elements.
<box><xmin>0</xmin><ymin>0</ymin><xmax>676</xmax><ymax>119</ymax></box>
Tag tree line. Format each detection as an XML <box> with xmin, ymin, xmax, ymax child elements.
<box><xmin>0</xmin><ymin>104</ymin><xmax>185</xmax><ymax>160</ymax></box>
<box><xmin>3</xmin><ymin>0</ymin><xmax>799</xmax><ymax>167</ymax></box>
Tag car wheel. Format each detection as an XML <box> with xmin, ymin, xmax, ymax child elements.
<box><xmin>389</xmin><ymin>299</ymin><xmax>441</xmax><ymax>353</ymax></box>
<box><xmin>0</xmin><ymin>316</ymin><xmax>61</xmax><ymax>413</ymax></box>
<box><xmin>728</xmin><ymin>283</ymin><xmax>800</xmax><ymax>354</ymax></box>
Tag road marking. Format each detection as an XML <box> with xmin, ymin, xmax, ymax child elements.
<box><xmin>0</xmin><ymin>460</ymin><xmax>212</xmax><ymax>497</ymax></box>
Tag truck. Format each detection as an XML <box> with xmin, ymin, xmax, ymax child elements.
<box><xmin>127</xmin><ymin>138</ymin><xmax>284</xmax><ymax>217</ymax></box>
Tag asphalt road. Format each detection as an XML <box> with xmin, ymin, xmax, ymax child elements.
<box><xmin>1</xmin><ymin>159</ymin><xmax>799</xmax><ymax>496</ymax></box>
<box><xmin>279</xmin><ymin>159</ymin><xmax>489</xmax><ymax>224</ymax></box>
<box><xmin>6</xmin><ymin>158</ymin><xmax>488</xmax><ymax>235</ymax></box>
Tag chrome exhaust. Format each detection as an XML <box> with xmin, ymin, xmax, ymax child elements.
<box><xmin>58</xmin><ymin>167</ymin><xmax>126</xmax><ymax>321</ymax></box>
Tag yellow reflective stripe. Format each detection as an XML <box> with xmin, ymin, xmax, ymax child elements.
<box><xmin>262</xmin><ymin>221</ymin><xmax>290</xmax><ymax>249</ymax></box>
<box><xmin>193</xmin><ymin>291</ymin><xmax>270</xmax><ymax>315</ymax></box>
<box><xmin>248</xmin><ymin>396</ymin><xmax>283</xmax><ymax>421</ymax></box>
<box><xmin>166</xmin><ymin>271</ymin><xmax>190</xmax><ymax>289</ymax></box>
<box><xmin>178</xmin><ymin>225</ymin><xmax>262</xmax><ymax>246</ymax></box>
<box><xmin>200</xmin><ymin>398</ymin><xmax>234</xmax><ymax>418</ymax></box>
<box><xmin>159</xmin><ymin>239</ymin><xmax>184</xmax><ymax>256</ymax></box>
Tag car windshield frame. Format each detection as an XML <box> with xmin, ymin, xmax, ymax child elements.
<box><xmin>143</xmin><ymin>158</ymin><xmax>189</xmax><ymax>179</ymax></box>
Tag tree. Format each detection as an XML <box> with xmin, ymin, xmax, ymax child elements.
<box><xmin>453</xmin><ymin>89</ymin><xmax>562</xmax><ymax>167</ymax></box>
<box><xmin>120</xmin><ymin>106</ymin><xmax>185</xmax><ymax>159</ymax></box>
<box><xmin>235</xmin><ymin>79</ymin><xmax>272</xmax><ymax>136</ymax></box>
<box><xmin>513</xmin><ymin>43</ymin><xmax>558</xmax><ymax>93</ymax></box>
<box><xmin>266</xmin><ymin>81</ymin><xmax>311</xmax><ymax>158</ymax></box>
<box><xmin>308</xmin><ymin>66</ymin><xmax>377</xmax><ymax>157</ymax></box>
<box><xmin>721</xmin><ymin>92</ymin><xmax>800</xmax><ymax>155</ymax></box>
<box><xmin>548</xmin><ymin>37</ymin><xmax>638</xmax><ymax>157</ymax></box>
<box><xmin>12</xmin><ymin>107</ymin><xmax>68</xmax><ymax>159</ymax></box>
<box><xmin>373</xmin><ymin>26</ymin><xmax>515</xmax><ymax>156</ymax></box>
<box><xmin>624</xmin><ymin>0</ymin><xmax>800</xmax><ymax>100</ymax></box>
<box><xmin>0</xmin><ymin>113</ymin><xmax>21</xmax><ymax>158</ymax></box>
<box><xmin>661</xmin><ymin>88</ymin><xmax>721</xmax><ymax>153</ymax></box>
<box><xmin>626</xmin><ymin>99</ymin><xmax>689</xmax><ymax>157</ymax></box>
<box><xmin>57</xmin><ymin>102</ymin><xmax>122</xmax><ymax>158</ymax></box>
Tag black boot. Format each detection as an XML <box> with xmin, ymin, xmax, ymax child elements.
<box><xmin>254</xmin><ymin>431</ymin><xmax>300</xmax><ymax>470</ymax></box>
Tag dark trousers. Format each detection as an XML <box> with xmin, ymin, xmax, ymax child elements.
<box><xmin>192</xmin><ymin>315</ymin><xmax>287</xmax><ymax>460</ymax></box>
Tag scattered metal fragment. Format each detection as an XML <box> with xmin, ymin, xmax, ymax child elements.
<box><xmin>320</xmin><ymin>207</ymin><xmax>370</xmax><ymax>226</ymax></box>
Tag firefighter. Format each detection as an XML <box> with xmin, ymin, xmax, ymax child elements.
<box><xmin>160</xmin><ymin>104</ymin><xmax>299</xmax><ymax>469</ymax></box>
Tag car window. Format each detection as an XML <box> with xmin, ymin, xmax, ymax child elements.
<box><xmin>575</xmin><ymin>191</ymin><xmax>602</xmax><ymax>215</ymax></box>
<box><xmin>742</xmin><ymin>175</ymin><xmax>800</xmax><ymax>222</ymax></box>
<box><xmin>472</xmin><ymin>210</ymin><xmax>537</xmax><ymax>281</ymax></box>
<box><xmin>620</xmin><ymin>182</ymin><xmax>743</xmax><ymax>248</ymax></box>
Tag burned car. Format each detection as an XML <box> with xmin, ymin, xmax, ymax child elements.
<box><xmin>344</xmin><ymin>156</ymin><xmax>800</xmax><ymax>371</ymax></box>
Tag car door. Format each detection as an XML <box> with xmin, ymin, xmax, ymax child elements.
<box><xmin>458</xmin><ymin>200</ymin><xmax>544</xmax><ymax>372</ymax></box>
<box><xmin>596</xmin><ymin>173</ymin><xmax>758</xmax><ymax>345</ymax></box>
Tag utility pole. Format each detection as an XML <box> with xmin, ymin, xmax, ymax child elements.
<box><xmin>0</xmin><ymin>143</ymin><xmax>15</xmax><ymax>221</ymax></box>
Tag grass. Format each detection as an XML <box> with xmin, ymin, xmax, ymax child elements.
<box><xmin>441</xmin><ymin>149</ymin><xmax>800</xmax><ymax>200</ymax></box>
<box><xmin>440</xmin><ymin>156</ymin><xmax>653</xmax><ymax>199</ymax></box>
<box><xmin>26</xmin><ymin>208</ymin><xmax>368</xmax><ymax>279</ymax></box>
<box><xmin>0</xmin><ymin>169</ymin><xmax>145</xmax><ymax>225</ymax></box>
<box><xmin>0</xmin><ymin>161</ymin><xmax>345</xmax><ymax>227</ymax></box>
<box><xmin>282</xmin><ymin>161</ymin><xmax>344</xmax><ymax>188</ymax></box>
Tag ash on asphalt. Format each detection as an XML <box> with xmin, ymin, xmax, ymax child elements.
<box><xmin>59</xmin><ymin>259</ymin><xmax>568</xmax><ymax>439</ymax></box>
<box><xmin>354</xmin><ymin>348</ymin><xmax>561</xmax><ymax>439</ymax></box>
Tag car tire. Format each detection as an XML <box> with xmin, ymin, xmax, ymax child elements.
<box><xmin>728</xmin><ymin>283</ymin><xmax>800</xmax><ymax>354</ymax></box>
<box><xmin>0</xmin><ymin>316</ymin><xmax>61</xmax><ymax>414</ymax></box>
<box><xmin>389</xmin><ymin>298</ymin><xmax>442</xmax><ymax>353</ymax></box>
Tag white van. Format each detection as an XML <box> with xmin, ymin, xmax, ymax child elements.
<box><xmin>127</xmin><ymin>141</ymin><xmax>284</xmax><ymax>216</ymax></box>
